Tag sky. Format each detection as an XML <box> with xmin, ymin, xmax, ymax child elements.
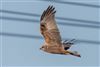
<box><xmin>0</xmin><ymin>0</ymin><xmax>100</xmax><ymax>67</ymax></box>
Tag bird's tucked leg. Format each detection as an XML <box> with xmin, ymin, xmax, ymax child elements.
<box><xmin>64</xmin><ymin>50</ymin><xmax>81</xmax><ymax>57</ymax></box>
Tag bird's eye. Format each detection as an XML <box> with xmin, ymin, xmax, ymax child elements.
<box><xmin>42</xmin><ymin>46</ymin><xmax>44</xmax><ymax>48</ymax></box>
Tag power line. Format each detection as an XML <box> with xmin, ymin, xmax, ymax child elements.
<box><xmin>0</xmin><ymin>32</ymin><xmax>100</xmax><ymax>45</ymax></box>
<box><xmin>0</xmin><ymin>10</ymin><xmax>99</xmax><ymax>25</ymax></box>
<box><xmin>38</xmin><ymin>0</ymin><xmax>100</xmax><ymax>8</ymax></box>
<box><xmin>1</xmin><ymin>16</ymin><xmax>100</xmax><ymax>29</ymax></box>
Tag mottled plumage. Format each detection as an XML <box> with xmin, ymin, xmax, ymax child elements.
<box><xmin>40</xmin><ymin>5</ymin><xmax>81</xmax><ymax>57</ymax></box>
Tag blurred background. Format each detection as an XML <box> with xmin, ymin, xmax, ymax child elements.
<box><xmin>0</xmin><ymin>0</ymin><xmax>100</xmax><ymax>66</ymax></box>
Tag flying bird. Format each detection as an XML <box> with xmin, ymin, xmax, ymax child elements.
<box><xmin>40</xmin><ymin>5</ymin><xmax>81</xmax><ymax>57</ymax></box>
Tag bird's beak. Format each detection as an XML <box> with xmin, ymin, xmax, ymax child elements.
<box><xmin>40</xmin><ymin>47</ymin><xmax>42</xmax><ymax>50</ymax></box>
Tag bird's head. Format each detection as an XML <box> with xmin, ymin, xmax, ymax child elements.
<box><xmin>40</xmin><ymin>45</ymin><xmax>47</xmax><ymax>51</ymax></box>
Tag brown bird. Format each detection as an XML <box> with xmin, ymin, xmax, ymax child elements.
<box><xmin>40</xmin><ymin>5</ymin><xmax>81</xmax><ymax>57</ymax></box>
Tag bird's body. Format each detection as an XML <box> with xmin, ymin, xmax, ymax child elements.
<box><xmin>40</xmin><ymin>5</ymin><xmax>81</xmax><ymax>57</ymax></box>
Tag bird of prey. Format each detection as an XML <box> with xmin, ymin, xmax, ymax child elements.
<box><xmin>40</xmin><ymin>5</ymin><xmax>81</xmax><ymax>57</ymax></box>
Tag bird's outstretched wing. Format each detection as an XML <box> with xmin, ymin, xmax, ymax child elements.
<box><xmin>40</xmin><ymin>6</ymin><xmax>62</xmax><ymax>46</ymax></box>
